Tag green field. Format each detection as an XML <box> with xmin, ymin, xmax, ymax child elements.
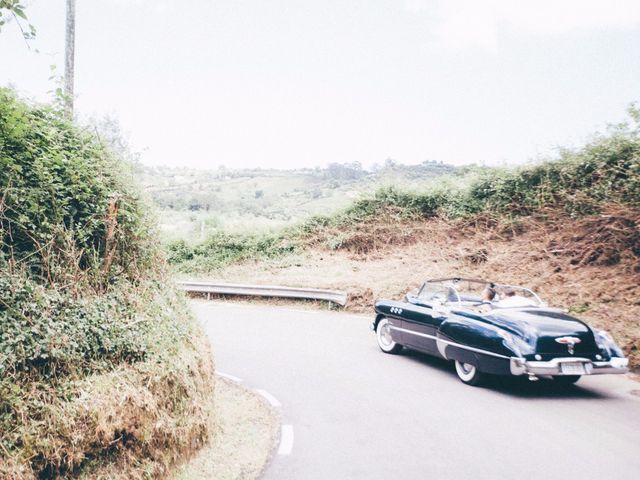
<box><xmin>137</xmin><ymin>161</ymin><xmax>459</xmax><ymax>240</ymax></box>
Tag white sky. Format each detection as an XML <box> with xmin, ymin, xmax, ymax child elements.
<box><xmin>1</xmin><ymin>0</ymin><xmax>639</xmax><ymax>169</ymax></box>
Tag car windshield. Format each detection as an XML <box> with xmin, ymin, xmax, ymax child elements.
<box><xmin>417</xmin><ymin>278</ymin><xmax>544</xmax><ymax>309</ymax></box>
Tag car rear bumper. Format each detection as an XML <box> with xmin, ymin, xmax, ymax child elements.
<box><xmin>510</xmin><ymin>357</ymin><xmax>629</xmax><ymax>376</ymax></box>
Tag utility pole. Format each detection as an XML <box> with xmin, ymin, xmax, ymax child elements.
<box><xmin>64</xmin><ymin>0</ymin><xmax>76</xmax><ymax>119</ymax></box>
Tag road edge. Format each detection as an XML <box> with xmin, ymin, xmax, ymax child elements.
<box><xmin>171</xmin><ymin>374</ymin><xmax>282</xmax><ymax>480</ymax></box>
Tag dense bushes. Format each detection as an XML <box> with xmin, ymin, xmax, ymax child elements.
<box><xmin>324</xmin><ymin>110</ymin><xmax>640</xmax><ymax>223</ymax></box>
<box><xmin>0</xmin><ymin>274</ymin><xmax>146</xmax><ymax>377</ymax></box>
<box><xmin>0</xmin><ymin>88</ymin><xmax>215</xmax><ymax>478</ymax></box>
<box><xmin>467</xmin><ymin>135</ymin><xmax>639</xmax><ymax>216</ymax></box>
<box><xmin>0</xmin><ymin>87</ymin><xmax>155</xmax><ymax>287</ymax></box>
<box><xmin>167</xmin><ymin>232</ymin><xmax>297</xmax><ymax>272</ymax></box>
<box><xmin>0</xmin><ymin>87</ymin><xmax>162</xmax><ymax>379</ymax></box>
<box><xmin>0</xmin><ymin>283</ymin><xmax>214</xmax><ymax>479</ymax></box>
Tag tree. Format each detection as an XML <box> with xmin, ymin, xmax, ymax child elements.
<box><xmin>0</xmin><ymin>0</ymin><xmax>35</xmax><ymax>40</ymax></box>
<box><xmin>384</xmin><ymin>157</ymin><xmax>398</xmax><ymax>169</ymax></box>
<box><xmin>325</xmin><ymin>162</ymin><xmax>365</xmax><ymax>181</ymax></box>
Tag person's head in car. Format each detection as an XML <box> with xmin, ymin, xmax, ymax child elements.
<box><xmin>482</xmin><ymin>285</ymin><xmax>496</xmax><ymax>302</ymax></box>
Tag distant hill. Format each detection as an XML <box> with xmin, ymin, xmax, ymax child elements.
<box><xmin>137</xmin><ymin>160</ymin><xmax>460</xmax><ymax>240</ymax></box>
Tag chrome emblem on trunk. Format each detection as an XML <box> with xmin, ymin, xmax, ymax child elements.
<box><xmin>555</xmin><ymin>336</ymin><xmax>581</xmax><ymax>355</ymax></box>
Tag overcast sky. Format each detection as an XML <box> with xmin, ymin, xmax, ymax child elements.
<box><xmin>1</xmin><ymin>0</ymin><xmax>639</xmax><ymax>169</ymax></box>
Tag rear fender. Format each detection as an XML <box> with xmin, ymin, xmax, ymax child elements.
<box><xmin>438</xmin><ymin>318</ymin><xmax>516</xmax><ymax>375</ymax></box>
<box><xmin>439</xmin><ymin>319</ymin><xmax>514</xmax><ymax>355</ymax></box>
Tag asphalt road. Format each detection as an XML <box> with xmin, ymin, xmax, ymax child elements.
<box><xmin>194</xmin><ymin>301</ymin><xmax>640</xmax><ymax>480</ymax></box>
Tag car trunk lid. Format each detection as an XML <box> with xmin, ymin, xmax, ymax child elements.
<box><xmin>488</xmin><ymin>308</ymin><xmax>599</xmax><ymax>356</ymax></box>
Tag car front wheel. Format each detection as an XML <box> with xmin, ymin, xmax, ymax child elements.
<box><xmin>376</xmin><ymin>318</ymin><xmax>402</xmax><ymax>354</ymax></box>
<box><xmin>454</xmin><ymin>360</ymin><xmax>485</xmax><ymax>386</ymax></box>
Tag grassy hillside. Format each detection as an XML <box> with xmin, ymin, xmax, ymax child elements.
<box><xmin>140</xmin><ymin>160</ymin><xmax>458</xmax><ymax>239</ymax></box>
<box><xmin>0</xmin><ymin>89</ymin><xmax>216</xmax><ymax>479</ymax></box>
<box><xmin>167</xmin><ymin>107</ymin><xmax>639</xmax><ymax>273</ymax></box>
<box><xmin>168</xmin><ymin>107</ymin><xmax>640</xmax><ymax>368</ymax></box>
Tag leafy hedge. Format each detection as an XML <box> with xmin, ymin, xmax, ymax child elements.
<box><xmin>167</xmin><ymin>232</ymin><xmax>297</xmax><ymax>272</ymax></box>
<box><xmin>0</xmin><ymin>88</ymin><xmax>215</xmax><ymax>478</ymax></box>
<box><xmin>0</xmin><ymin>282</ymin><xmax>214</xmax><ymax>479</ymax></box>
<box><xmin>0</xmin><ymin>87</ymin><xmax>155</xmax><ymax>287</ymax></box>
<box><xmin>0</xmin><ymin>274</ymin><xmax>147</xmax><ymax>378</ymax></box>
<box><xmin>321</xmin><ymin>108</ymin><xmax>640</xmax><ymax>223</ymax></box>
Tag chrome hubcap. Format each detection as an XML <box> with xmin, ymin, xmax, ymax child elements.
<box><xmin>455</xmin><ymin>361</ymin><xmax>477</xmax><ymax>381</ymax></box>
<box><xmin>460</xmin><ymin>363</ymin><xmax>474</xmax><ymax>374</ymax></box>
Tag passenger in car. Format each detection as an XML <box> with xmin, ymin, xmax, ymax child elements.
<box><xmin>498</xmin><ymin>289</ymin><xmax>535</xmax><ymax>307</ymax></box>
<box><xmin>477</xmin><ymin>286</ymin><xmax>497</xmax><ymax>313</ymax></box>
<box><xmin>481</xmin><ymin>285</ymin><xmax>496</xmax><ymax>302</ymax></box>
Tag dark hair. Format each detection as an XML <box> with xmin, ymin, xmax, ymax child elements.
<box><xmin>483</xmin><ymin>286</ymin><xmax>496</xmax><ymax>301</ymax></box>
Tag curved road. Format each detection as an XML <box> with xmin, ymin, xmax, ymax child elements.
<box><xmin>194</xmin><ymin>301</ymin><xmax>640</xmax><ymax>480</ymax></box>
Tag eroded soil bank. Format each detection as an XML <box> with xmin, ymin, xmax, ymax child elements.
<box><xmin>200</xmin><ymin>208</ymin><xmax>640</xmax><ymax>369</ymax></box>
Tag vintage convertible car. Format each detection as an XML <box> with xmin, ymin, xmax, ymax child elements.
<box><xmin>372</xmin><ymin>278</ymin><xmax>629</xmax><ymax>386</ymax></box>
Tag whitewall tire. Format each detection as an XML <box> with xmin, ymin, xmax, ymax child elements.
<box><xmin>376</xmin><ymin>318</ymin><xmax>403</xmax><ymax>354</ymax></box>
<box><xmin>454</xmin><ymin>360</ymin><xmax>484</xmax><ymax>386</ymax></box>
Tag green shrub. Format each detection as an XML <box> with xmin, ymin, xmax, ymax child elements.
<box><xmin>329</xmin><ymin>110</ymin><xmax>640</xmax><ymax>222</ymax></box>
<box><xmin>167</xmin><ymin>231</ymin><xmax>298</xmax><ymax>272</ymax></box>
<box><xmin>0</xmin><ymin>87</ymin><xmax>156</xmax><ymax>287</ymax></box>
<box><xmin>466</xmin><ymin>126</ymin><xmax>640</xmax><ymax>216</ymax></box>
<box><xmin>0</xmin><ymin>272</ymin><xmax>149</xmax><ymax>378</ymax></box>
<box><xmin>0</xmin><ymin>88</ymin><xmax>215</xmax><ymax>478</ymax></box>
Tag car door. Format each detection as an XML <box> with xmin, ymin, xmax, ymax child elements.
<box><xmin>403</xmin><ymin>294</ymin><xmax>447</xmax><ymax>355</ymax></box>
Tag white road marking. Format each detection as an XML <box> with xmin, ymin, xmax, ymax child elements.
<box><xmin>256</xmin><ymin>389</ymin><xmax>282</xmax><ymax>407</ymax></box>
<box><xmin>278</xmin><ymin>425</ymin><xmax>294</xmax><ymax>455</ymax></box>
<box><xmin>215</xmin><ymin>371</ymin><xmax>243</xmax><ymax>383</ymax></box>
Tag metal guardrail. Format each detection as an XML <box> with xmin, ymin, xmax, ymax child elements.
<box><xmin>177</xmin><ymin>281</ymin><xmax>348</xmax><ymax>306</ymax></box>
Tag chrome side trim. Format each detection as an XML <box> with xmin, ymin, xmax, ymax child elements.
<box><xmin>389</xmin><ymin>326</ymin><xmax>511</xmax><ymax>360</ymax></box>
<box><xmin>436</xmin><ymin>338</ymin><xmax>448</xmax><ymax>358</ymax></box>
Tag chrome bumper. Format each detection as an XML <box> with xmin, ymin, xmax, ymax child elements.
<box><xmin>510</xmin><ymin>357</ymin><xmax>629</xmax><ymax>376</ymax></box>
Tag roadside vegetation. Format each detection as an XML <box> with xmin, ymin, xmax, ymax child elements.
<box><xmin>168</xmin><ymin>106</ymin><xmax>639</xmax><ymax>273</ymax></box>
<box><xmin>167</xmin><ymin>107</ymin><xmax>640</xmax><ymax>369</ymax></box>
<box><xmin>0</xmin><ymin>88</ymin><xmax>216</xmax><ymax>479</ymax></box>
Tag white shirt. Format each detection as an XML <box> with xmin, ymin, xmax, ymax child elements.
<box><xmin>498</xmin><ymin>295</ymin><xmax>535</xmax><ymax>308</ymax></box>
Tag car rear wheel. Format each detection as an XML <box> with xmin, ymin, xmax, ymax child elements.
<box><xmin>376</xmin><ymin>318</ymin><xmax>402</xmax><ymax>354</ymax></box>
<box><xmin>552</xmin><ymin>375</ymin><xmax>581</xmax><ymax>385</ymax></box>
<box><xmin>454</xmin><ymin>360</ymin><xmax>484</xmax><ymax>386</ymax></box>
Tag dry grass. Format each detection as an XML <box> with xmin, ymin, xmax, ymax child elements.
<box><xmin>0</xmin><ymin>302</ymin><xmax>217</xmax><ymax>480</ymax></box>
<box><xmin>202</xmin><ymin>206</ymin><xmax>640</xmax><ymax>369</ymax></box>
<box><xmin>172</xmin><ymin>377</ymin><xmax>279</xmax><ymax>480</ymax></box>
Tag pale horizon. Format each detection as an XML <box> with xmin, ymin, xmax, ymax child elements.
<box><xmin>1</xmin><ymin>0</ymin><xmax>639</xmax><ymax>170</ymax></box>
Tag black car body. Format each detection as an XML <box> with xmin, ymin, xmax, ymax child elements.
<box><xmin>372</xmin><ymin>278</ymin><xmax>629</xmax><ymax>386</ymax></box>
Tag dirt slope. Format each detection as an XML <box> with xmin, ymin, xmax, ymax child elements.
<box><xmin>206</xmin><ymin>207</ymin><xmax>640</xmax><ymax>369</ymax></box>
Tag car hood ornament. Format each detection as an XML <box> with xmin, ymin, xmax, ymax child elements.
<box><xmin>555</xmin><ymin>336</ymin><xmax>581</xmax><ymax>355</ymax></box>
